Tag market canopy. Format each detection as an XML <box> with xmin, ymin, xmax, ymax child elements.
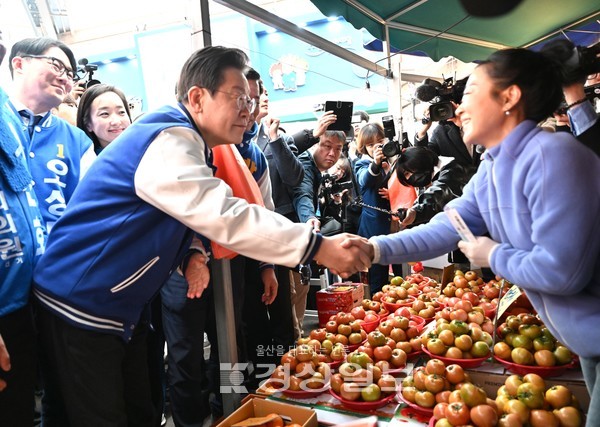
<box><xmin>309</xmin><ymin>0</ymin><xmax>600</xmax><ymax>63</ymax></box>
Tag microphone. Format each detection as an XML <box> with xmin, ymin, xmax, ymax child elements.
<box><xmin>415</xmin><ymin>79</ymin><xmax>441</xmax><ymax>102</ymax></box>
<box><xmin>476</xmin><ymin>144</ymin><xmax>485</xmax><ymax>154</ymax></box>
<box><xmin>415</xmin><ymin>84</ymin><xmax>437</xmax><ymax>102</ymax></box>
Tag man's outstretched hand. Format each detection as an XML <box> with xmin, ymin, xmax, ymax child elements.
<box><xmin>315</xmin><ymin>233</ymin><xmax>374</xmax><ymax>277</ymax></box>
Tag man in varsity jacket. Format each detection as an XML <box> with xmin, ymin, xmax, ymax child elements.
<box><xmin>32</xmin><ymin>46</ymin><xmax>371</xmax><ymax>425</ymax></box>
<box><xmin>5</xmin><ymin>38</ymin><xmax>95</xmax><ymax>232</ymax></box>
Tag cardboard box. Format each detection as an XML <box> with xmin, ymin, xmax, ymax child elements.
<box><xmin>216</xmin><ymin>397</ymin><xmax>317</xmax><ymax>427</ymax></box>
<box><xmin>466</xmin><ymin>361</ymin><xmax>590</xmax><ymax>412</ymax></box>
<box><xmin>316</xmin><ymin>283</ymin><xmax>364</xmax><ymax>327</ymax></box>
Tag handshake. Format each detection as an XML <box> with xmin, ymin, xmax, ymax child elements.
<box><xmin>314</xmin><ymin>233</ymin><xmax>375</xmax><ymax>278</ymax></box>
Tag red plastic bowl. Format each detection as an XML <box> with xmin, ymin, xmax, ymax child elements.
<box><xmin>327</xmin><ymin>359</ymin><xmax>343</xmax><ymax>369</ymax></box>
<box><xmin>422</xmin><ymin>345</ymin><xmax>489</xmax><ymax>369</ymax></box>
<box><xmin>397</xmin><ymin>387</ymin><xmax>434</xmax><ymax>417</ymax></box>
<box><xmin>281</xmin><ymin>381</ymin><xmax>330</xmax><ymax>399</ymax></box>
<box><xmin>409</xmin><ymin>315</ymin><xmax>426</xmax><ymax>332</ymax></box>
<box><xmin>492</xmin><ymin>355</ymin><xmax>576</xmax><ymax>378</ymax></box>
<box><xmin>329</xmin><ymin>388</ymin><xmax>397</xmax><ymax>411</ymax></box>
<box><xmin>383</xmin><ymin>296</ymin><xmax>416</xmax><ymax>312</ymax></box>
<box><xmin>429</xmin><ymin>417</ymin><xmax>437</xmax><ymax>427</ymax></box>
<box><xmin>360</xmin><ymin>314</ymin><xmax>380</xmax><ymax>333</ymax></box>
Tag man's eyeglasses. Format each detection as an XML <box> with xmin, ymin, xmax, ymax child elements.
<box><xmin>211</xmin><ymin>89</ymin><xmax>256</xmax><ymax>113</ymax></box>
<box><xmin>21</xmin><ymin>55</ymin><xmax>75</xmax><ymax>81</ymax></box>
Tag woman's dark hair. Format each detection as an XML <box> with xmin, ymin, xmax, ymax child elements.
<box><xmin>356</xmin><ymin>122</ymin><xmax>384</xmax><ymax>155</ymax></box>
<box><xmin>76</xmin><ymin>84</ymin><xmax>131</xmax><ymax>152</ymax></box>
<box><xmin>395</xmin><ymin>147</ymin><xmax>439</xmax><ymax>187</ymax></box>
<box><xmin>479</xmin><ymin>48</ymin><xmax>563</xmax><ymax>122</ymax></box>
<box><xmin>176</xmin><ymin>46</ymin><xmax>248</xmax><ymax>103</ymax></box>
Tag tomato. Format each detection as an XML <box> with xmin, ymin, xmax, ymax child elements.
<box><xmin>511</xmin><ymin>347</ymin><xmax>534</xmax><ymax>365</ymax></box>
<box><xmin>377</xmin><ymin>374</ymin><xmax>396</xmax><ymax>394</ymax></box>
<box><xmin>340</xmin><ymin>382</ymin><xmax>361</xmax><ymax>401</ymax></box>
<box><xmin>470</xmin><ymin>404</ymin><xmax>499</xmax><ymax>427</ymax></box>
<box><xmin>504</xmin><ymin>398</ymin><xmax>530</xmax><ymax>424</ymax></box>
<box><xmin>511</xmin><ymin>334</ymin><xmax>533</xmax><ymax>350</ymax></box>
<box><xmin>434</xmin><ymin>402</ymin><xmax>449</xmax><ymax>421</ymax></box>
<box><xmin>504</xmin><ymin>375</ymin><xmax>523</xmax><ymax>397</ymax></box>
<box><xmin>532</xmin><ymin>335</ymin><xmax>555</xmax><ymax>352</ymax></box>
<box><xmin>438</xmin><ymin>329</ymin><xmax>455</xmax><ymax>346</ymax></box>
<box><xmin>529</xmin><ymin>409</ymin><xmax>559</xmax><ymax>427</ymax></box>
<box><xmin>361</xmin><ymin>384</ymin><xmax>382</xmax><ymax>402</ymax></box>
<box><xmin>367</xmin><ymin>331</ymin><xmax>387</xmax><ymax>347</ymax></box>
<box><xmin>454</xmin><ymin>334</ymin><xmax>473</xmax><ymax>351</ymax></box>
<box><xmin>518</xmin><ymin>324</ymin><xmax>542</xmax><ymax>340</ymax></box>
<box><xmin>424</xmin><ymin>374</ymin><xmax>445</xmax><ymax>394</ymax></box>
<box><xmin>553</xmin><ymin>345</ymin><xmax>573</xmax><ymax>365</ymax></box>
<box><xmin>425</xmin><ymin>358</ymin><xmax>445</xmax><ymax>375</ymax></box>
<box><xmin>553</xmin><ymin>406</ymin><xmax>582</xmax><ymax>427</ymax></box>
<box><xmin>449</xmin><ymin>319</ymin><xmax>469</xmax><ymax>335</ymax></box>
<box><xmin>427</xmin><ymin>338</ymin><xmax>447</xmax><ymax>355</ymax></box>
<box><xmin>494</xmin><ymin>341</ymin><xmax>512</xmax><ymax>360</ymax></box>
<box><xmin>522</xmin><ymin>373</ymin><xmax>545</xmax><ymax>392</ymax></box>
<box><xmin>401</xmin><ymin>385</ymin><xmax>417</xmax><ymax>403</ymax></box>
<box><xmin>517</xmin><ymin>382</ymin><xmax>545</xmax><ymax>409</ymax></box>
<box><xmin>330</xmin><ymin>373</ymin><xmax>343</xmax><ymax>394</ymax></box>
<box><xmin>498</xmin><ymin>413</ymin><xmax>524</xmax><ymax>427</ymax></box>
<box><xmin>436</xmin><ymin>390</ymin><xmax>451</xmax><ymax>404</ymax></box>
<box><xmin>373</xmin><ymin>345</ymin><xmax>392</xmax><ymax>362</ymax></box>
<box><xmin>445</xmin><ymin>346</ymin><xmax>463</xmax><ymax>359</ymax></box>
<box><xmin>445</xmin><ymin>401</ymin><xmax>470</xmax><ymax>425</ymax></box>
<box><xmin>460</xmin><ymin>383</ymin><xmax>487</xmax><ymax>408</ymax></box>
<box><xmin>534</xmin><ymin>349</ymin><xmax>556</xmax><ymax>366</ymax></box>
<box><xmin>471</xmin><ymin>341</ymin><xmax>491</xmax><ymax>358</ymax></box>
<box><xmin>545</xmin><ymin>385</ymin><xmax>572</xmax><ymax>409</ymax></box>
<box><xmin>415</xmin><ymin>390</ymin><xmax>436</xmax><ymax>408</ymax></box>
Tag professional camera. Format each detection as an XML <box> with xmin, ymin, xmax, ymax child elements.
<box><xmin>541</xmin><ymin>40</ymin><xmax>600</xmax><ymax>85</ymax></box>
<box><xmin>74</xmin><ymin>58</ymin><xmax>101</xmax><ymax>89</ymax></box>
<box><xmin>321</xmin><ymin>173</ymin><xmax>353</xmax><ymax>195</ymax></box>
<box><xmin>380</xmin><ymin>115</ymin><xmax>410</xmax><ymax>158</ymax></box>
<box><xmin>415</xmin><ymin>77</ymin><xmax>466</xmax><ymax>122</ymax></box>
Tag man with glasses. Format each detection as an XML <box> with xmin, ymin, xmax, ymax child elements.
<box><xmin>6</xmin><ymin>38</ymin><xmax>95</xmax><ymax>232</ymax></box>
<box><xmin>32</xmin><ymin>45</ymin><xmax>370</xmax><ymax>425</ymax></box>
<box><xmin>0</xmin><ymin>38</ymin><xmax>47</xmax><ymax>427</ymax></box>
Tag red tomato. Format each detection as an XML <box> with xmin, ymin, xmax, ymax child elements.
<box><xmin>445</xmin><ymin>401</ymin><xmax>470</xmax><ymax>426</ymax></box>
<box><xmin>470</xmin><ymin>404</ymin><xmax>499</xmax><ymax>427</ymax></box>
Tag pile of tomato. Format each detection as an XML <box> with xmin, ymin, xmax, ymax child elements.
<box><xmin>494</xmin><ymin>313</ymin><xmax>574</xmax><ymax>367</ymax></box>
<box><xmin>495</xmin><ymin>373</ymin><xmax>584</xmax><ymax>426</ymax></box>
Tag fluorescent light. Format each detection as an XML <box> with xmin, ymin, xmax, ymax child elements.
<box><xmin>327</xmin><ymin>16</ymin><xmax>339</xmax><ymax>22</ymax></box>
<box><xmin>266</xmin><ymin>28</ymin><xmax>277</xmax><ymax>34</ymax></box>
<box><xmin>126</xmin><ymin>54</ymin><xmax>136</xmax><ymax>60</ymax></box>
<box><xmin>101</xmin><ymin>59</ymin><xmax>112</xmax><ymax>64</ymax></box>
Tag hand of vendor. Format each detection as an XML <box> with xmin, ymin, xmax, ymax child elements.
<box><xmin>261</xmin><ymin>268</ymin><xmax>278</xmax><ymax>305</ymax></box>
<box><xmin>184</xmin><ymin>252</ymin><xmax>210</xmax><ymax>299</ymax></box>
<box><xmin>400</xmin><ymin>208</ymin><xmax>416</xmax><ymax>229</ymax></box>
<box><xmin>457</xmin><ymin>236</ymin><xmax>499</xmax><ymax>268</ymax></box>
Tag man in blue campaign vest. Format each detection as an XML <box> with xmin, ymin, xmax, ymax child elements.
<box><xmin>33</xmin><ymin>46</ymin><xmax>371</xmax><ymax>425</ymax></box>
<box><xmin>5</xmin><ymin>38</ymin><xmax>95</xmax><ymax>233</ymax></box>
<box><xmin>0</xmin><ymin>39</ymin><xmax>47</xmax><ymax>426</ymax></box>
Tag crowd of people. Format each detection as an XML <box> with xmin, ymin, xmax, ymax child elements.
<box><xmin>0</xmin><ymin>34</ymin><xmax>598</xmax><ymax>427</ymax></box>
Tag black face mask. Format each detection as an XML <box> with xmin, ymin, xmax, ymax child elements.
<box><xmin>407</xmin><ymin>171</ymin><xmax>433</xmax><ymax>187</ymax></box>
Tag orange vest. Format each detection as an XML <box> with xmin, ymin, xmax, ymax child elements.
<box><xmin>210</xmin><ymin>144</ymin><xmax>264</xmax><ymax>259</ymax></box>
<box><xmin>387</xmin><ymin>172</ymin><xmax>417</xmax><ymax>219</ymax></box>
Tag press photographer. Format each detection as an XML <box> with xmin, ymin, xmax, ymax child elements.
<box><xmin>318</xmin><ymin>159</ymin><xmax>359</xmax><ymax>236</ymax></box>
<box><xmin>541</xmin><ymin>39</ymin><xmax>600</xmax><ymax>155</ymax></box>
<box><xmin>414</xmin><ymin>76</ymin><xmax>481</xmax><ymax>168</ymax></box>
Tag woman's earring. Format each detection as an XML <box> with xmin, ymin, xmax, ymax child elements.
<box><xmin>504</xmin><ymin>110</ymin><xmax>510</xmax><ymax>116</ymax></box>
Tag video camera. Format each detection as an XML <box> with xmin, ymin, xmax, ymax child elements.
<box><xmin>415</xmin><ymin>77</ymin><xmax>466</xmax><ymax>122</ymax></box>
<box><xmin>321</xmin><ymin>173</ymin><xmax>353</xmax><ymax>196</ymax></box>
<box><xmin>541</xmin><ymin>40</ymin><xmax>600</xmax><ymax>85</ymax></box>
<box><xmin>74</xmin><ymin>58</ymin><xmax>101</xmax><ymax>89</ymax></box>
<box><xmin>380</xmin><ymin>115</ymin><xmax>410</xmax><ymax>158</ymax></box>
